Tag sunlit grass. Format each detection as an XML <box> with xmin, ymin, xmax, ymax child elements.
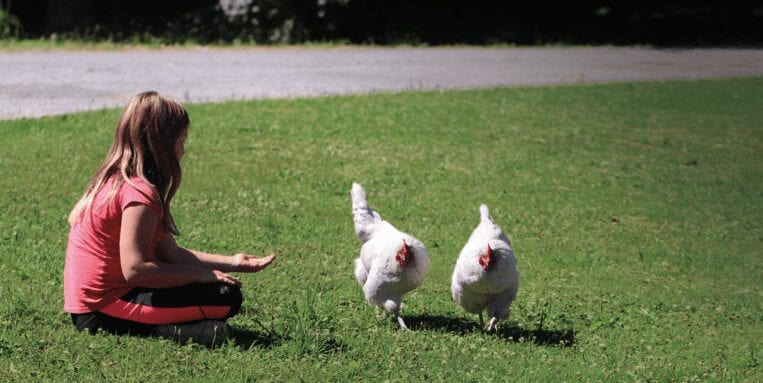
<box><xmin>0</xmin><ymin>78</ymin><xmax>761</xmax><ymax>381</ymax></box>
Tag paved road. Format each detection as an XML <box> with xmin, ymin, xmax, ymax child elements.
<box><xmin>2</xmin><ymin>47</ymin><xmax>763</xmax><ymax>120</ymax></box>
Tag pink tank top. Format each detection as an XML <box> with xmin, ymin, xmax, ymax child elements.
<box><xmin>64</xmin><ymin>177</ymin><xmax>166</xmax><ymax>313</ymax></box>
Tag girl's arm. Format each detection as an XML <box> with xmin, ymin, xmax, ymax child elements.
<box><xmin>156</xmin><ymin>233</ymin><xmax>275</xmax><ymax>273</ymax></box>
<box><xmin>120</xmin><ymin>203</ymin><xmax>241</xmax><ymax>288</ymax></box>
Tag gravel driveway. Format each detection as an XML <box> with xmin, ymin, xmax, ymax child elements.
<box><xmin>2</xmin><ymin>47</ymin><xmax>763</xmax><ymax>120</ymax></box>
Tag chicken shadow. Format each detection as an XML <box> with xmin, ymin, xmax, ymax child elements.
<box><xmin>405</xmin><ymin>314</ymin><xmax>476</xmax><ymax>334</ymax></box>
<box><xmin>405</xmin><ymin>314</ymin><xmax>575</xmax><ymax>347</ymax></box>
<box><xmin>496</xmin><ymin>325</ymin><xmax>576</xmax><ymax>347</ymax></box>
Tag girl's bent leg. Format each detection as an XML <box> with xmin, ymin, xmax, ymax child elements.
<box><xmin>99</xmin><ymin>283</ymin><xmax>242</xmax><ymax>325</ymax></box>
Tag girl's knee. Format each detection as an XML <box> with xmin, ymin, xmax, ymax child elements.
<box><xmin>216</xmin><ymin>283</ymin><xmax>243</xmax><ymax>318</ymax></box>
<box><xmin>217</xmin><ymin>283</ymin><xmax>242</xmax><ymax>303</ymax></box>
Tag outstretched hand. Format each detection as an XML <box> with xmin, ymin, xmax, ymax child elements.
<box><xmin>232</xmin><ymin>253</ymin><xmax>276</xmax><ymax>273</ymax></box>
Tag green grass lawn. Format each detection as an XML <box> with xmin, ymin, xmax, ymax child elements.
<box><xmin>0</xmin><ymin>78</ymin><xmax>761</xmax><ymax>381</ymax></box>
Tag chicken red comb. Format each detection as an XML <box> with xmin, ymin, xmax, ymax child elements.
<box><xmin>396</xmin><ymin>240</ymin><xmax>414</xmax><ymax>267</ymax></box>
<box><xmin>479</xmin><ymin>244</ymin><xmax>495</xmax><ymax>270</ymax></box>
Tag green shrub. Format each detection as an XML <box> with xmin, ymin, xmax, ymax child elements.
<box><xmin>0</xmin><ymin>5</ymin><xmax>21</xmax><ymax>38</ymax></box>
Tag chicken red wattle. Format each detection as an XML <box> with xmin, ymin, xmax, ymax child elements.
<box><xmin>396</xmin><ymin>240</ymin><xmax>414</xmax><ymax>267</ymax></box>
<box><xmin>478</xmin><ymin>244</ymin><xmax>495</xmax><ymax>270</ymax></box>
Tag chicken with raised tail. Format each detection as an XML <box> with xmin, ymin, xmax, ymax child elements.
<box><xmin>350</xmin><ymin>182</ymin><xmax>429</xmax><ymax>331</ymax></box>
<box><xmin>451</xmin><ymin>204</ymin><xmax>520</xmax><ymax>331</ymax></box>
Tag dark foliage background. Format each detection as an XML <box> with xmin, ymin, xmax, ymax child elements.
<box><xmin>4</xmin><ymin>0</ymin><xmax>763</xmax><ymax>45</ymax></box>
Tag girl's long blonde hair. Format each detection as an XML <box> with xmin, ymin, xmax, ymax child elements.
<box><xmin>68</xmin><ymin>91</ymin><xmax>189</xmax><ymax>235</ymax></box>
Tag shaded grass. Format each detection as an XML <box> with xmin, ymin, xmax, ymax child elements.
<box><xmin>0</xmin><ymin>78</ymin><xmax>761</xmax><ymax>381</ymax></box>
<box><xmin>0</xmin><ymin>37</ymin><xmax>368</xmax><ymax>51</ymax></box>
<box><xmin>0</xmin><ymin>38</ymin><xmax>584</xmax><ymax>52</ymax></box>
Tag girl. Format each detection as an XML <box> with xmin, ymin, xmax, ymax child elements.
<box><xmin>64</xmin><ymin>91</ymin><xmax>275</xmax><ymax>347</ymax></box>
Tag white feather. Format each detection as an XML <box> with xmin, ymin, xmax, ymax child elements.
<box><xmin>451</xmin><ymin>204</ymin><xmax>520</xmax><ymax>331</ymax></box>
<box><xmin>351</xmin><ymin>182</ymin><xmax>430</xmax><ymax>330</ymax></box>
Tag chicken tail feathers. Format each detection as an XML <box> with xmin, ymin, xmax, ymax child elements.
<box><xmin>480</xmin><ymin>204</ymin><xmax>491</xmax><ymax>222</ymax></box>
<box><xmin>351</xmin><ymin>182</ymin><xmax>381</xmax><ymax>242</ymax></box>
<box><xmin>351</xmin><ymin>182</ymin><xmax>369</xmax><ymax>210</ymax></box>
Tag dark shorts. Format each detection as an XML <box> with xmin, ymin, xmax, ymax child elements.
<box><xmin>71</xmin><ymin>282</ymin><xmax>242</xmax><ymax>335</ymax></box>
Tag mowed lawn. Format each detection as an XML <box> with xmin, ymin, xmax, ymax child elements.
<box><xmin>0</xmin><ymin>78</ymin><xmax>761</xmax><ymax>381</ymax></box>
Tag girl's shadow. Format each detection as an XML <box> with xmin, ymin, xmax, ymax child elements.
<box><xmin>228</xmin><ymin>326</ymin><xmax>282</xmax><ymax>350</ymax></box>
<box><xmin>227</xmin><ymin>326</ymin><xmax>348</xmax><ymax>354</ymax></box>
<box><xmin>405</xmin><ymin>314</ymin><xmax>575</xmax><ymax>347</ymax></box>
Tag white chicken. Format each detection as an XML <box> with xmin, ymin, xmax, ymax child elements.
<box><xmin>451</xmin><ymin>204</ymin><xmax>520</xmax><ymax>331</ymax></box>
<box><xmin>350</xmin><ymin>182</ymin><xmax>429</xmax><ymax>331</ymax></box>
